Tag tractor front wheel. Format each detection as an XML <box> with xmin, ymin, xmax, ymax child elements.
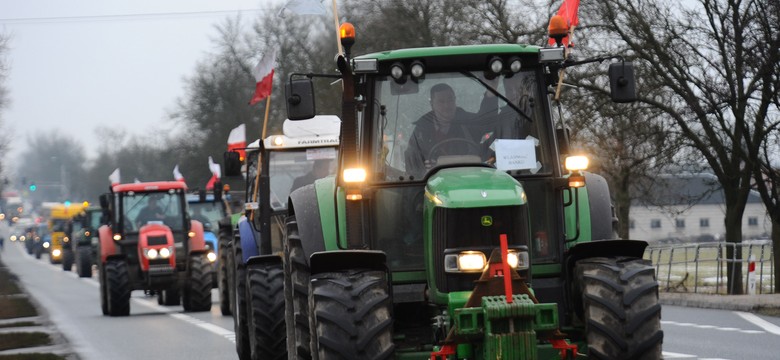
<box><xmin>218</xmin><ymin>225</ymin><xmax>232</xmax><ymax>316</ymax></box>
<box><xmin>62</xmin><ymin>249</ymin><xmax>74</xmax><ymax>271</ymax></box>
<box><xmin>105</xmin><ymin>259</ymin><xmax>131</xmax><ymax>317</ymax></box>
<box><xmin>284</xmin><ymin>216</ymin><xmax>311</xmax><ymax>360</ymax></box>
<box><xmin>575</xmin><ymin>257</ymin><xmax>663</xmax><ymax>359</ymax></box>
<box><xmin>182</xmin><ymin>254</ymin><xmax>213</xmax><ymax>312</ymax></box>
<box><xmin>158</xmin><ymin>287</ymin><xmax>181</xmax><ymax>306</ymax></box>
<box><xmin>233</xmin><ymin>243</ymin><xmax>250</xmax><ymax>360</ymax></box>
<box><xmin>99</xmin><ymin>264</ymin><xmax>108</xmax><ymax>315</ymax></box>
<box><xmin>246</xmin><ymin>261</ymin><xmax>286</xmax><ymax>360</ymax></box>
<box><xmin>308</xmin><ymin>269</ymin><xmax>394</xmax><ymax>359</ymax></box>
<box><xmin>76</xmin><ymin>247</ymin><xmax>92</xmax><ymax>278</ymax></box>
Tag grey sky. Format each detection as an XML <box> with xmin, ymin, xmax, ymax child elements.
<box><xmin>0</xmin><ymin>0</ymin><xmax>268</xmax><ymax>164</ymax></box>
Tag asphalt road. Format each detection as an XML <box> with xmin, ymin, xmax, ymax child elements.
<box><xmin>5</xmin><ymin>239</ymin><xmax>780</xmax><ymax>360</ymax></box>
<box><xmin>2</xmin><ymin>241</ymin><xmax>236</xmax><ymax>360</ymax></box>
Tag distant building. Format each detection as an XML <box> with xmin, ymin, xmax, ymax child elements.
<box><xmin>628</xmin><ymin>173</ymin><xmax>769</xmax><ymax>243</ymax></box>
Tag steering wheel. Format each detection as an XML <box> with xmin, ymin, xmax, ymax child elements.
<box><xmin>427</xmin><ymin>137</ymin><xmax>482</xmax><ymax>162</ymax></box>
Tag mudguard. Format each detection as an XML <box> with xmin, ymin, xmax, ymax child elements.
<box><xmin>564</xmin><ymin>239</ymin><xmax>648</xmax><ymax>280</ymax></box>
<box><xmin>189</xmin><ymin>220</ymin><xmax>206</xmax><ymax>252</ymax></box>
<box><xmin>309</xmin><ymin>250</ymin><xmax>386</xmax><ymax>276</ymax></box>
<box><xmin>584</xmin><ymin>172</ymin><xmax>616</xmax><ymax>241</ymax></box>
<box><xmin>98</xmin><ymin>225</ymin><xmax>116</xmax><ymax>263</ymax></box>
<box><xmin>238</xmin><ymin>216</ymin><xmax>259</xmax><ymax>263</ymax></box>
<box><xmin>288</xmin><ymin>183</ymin><xmax>326</xmax><ymax>265</ymax></box>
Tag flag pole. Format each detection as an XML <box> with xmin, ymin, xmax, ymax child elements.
<box><xmin>332</xmin><ymin>0</ymin><xmax>342</xmax><ymax>55</ymax></box>
<box><xmin>554</xmin><ymin>25</ymin><xmax>575</xmax><ymax>101</ymax></box>
<box><xmin>251</xmin><ymin>94</ymin><xmax>272</xmax><ymax>221</ymax></box>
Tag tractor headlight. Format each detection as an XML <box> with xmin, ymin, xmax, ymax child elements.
<box><xmin>444</xmin><ymin>251</ymin><xmax>487</xmax><ymax>273</ymax></box>
<box><xmin>43</xmin><ymin>242</ymin><xmax>50</xmax><ymax>249</ymax></box>
<box><xmin>159</xmin><ymin>247</ymin><xmax>171</xmax><ymax>258</ymax></box>
<box><xmin>506</xmin><ymin>250</ymin><xmax>530</xmax><ymax>270</ymax></box>
<box><xmin>188</xmin><ymin>231</ymin><xmax>196</xmax><ymax>238</ymax></box>
<box><xmin>144</xmin><ymin>247</ymin><xmax>172</xmax><ymax>259</ymax></box>
<box><xmin>564</xmin><ymin>155</ymin><xmax>589</xmax><ymax>171</ymax></box>
<box><xmin>113</xmin><ymin>234</ymin><xmax>122</xmax><ymax>241</ymax></box>
<box><xmin>63</xmin><ymin>237</ymin><xmax>69</xmax><ymax>243</ymax></box>
<box><xmin>146</xmin><ymin>248</ymin><xmax>159</xmax><ymax>259</ymax></box>
<box><xmin>207</xmin><ymin>251</ymin><xmax>217</xmax><ymax>263</ymax></box>
<box><xmin>9</xmin><ymin>235</ymin><xmax>16</xmax><ymax>241</ymax></box>
<box><xmin>52</xmin><ymin>249</ymin><xmax>61</xmax><ymax>257</ymax></box>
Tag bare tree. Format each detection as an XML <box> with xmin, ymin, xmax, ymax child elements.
<box><xmin>0</xmin><ymin>32</ymin><xmax>10</xmax><ymax>194</ymax></box>
<box><xmin>583</xmin><ymin>0</ymin><xmax>780</xmax><ymax>293</ymax></box>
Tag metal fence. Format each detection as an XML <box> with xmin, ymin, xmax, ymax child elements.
<box><xmin>643</xmin><ymin>241</ymin><xmax>775</xmax><ymax>294</ymax></box>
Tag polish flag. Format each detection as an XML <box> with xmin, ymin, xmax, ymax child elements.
<box><xmin>548</xmin><ymin>0</ymin><xmax>580</xmax><ymax>47</ymax></box>
<box><xmin>205</xmin><ymin>156</ymin><xmax>222</xmax><ymax>190</ymax></box>
<box><xmin>173</xmin><ymin>165</ymin><xmax>186</xmax><ymax>183</ymax></box>
<box><xmin>227</xmin><ymin>124</ymin><xmax>247</xmax><ymax>160</ymax></box>
<box><xmin>249</xmin><ymin>50</ymin><xmax>276</xmax><ymax>105</ymax></box>
<box><xmin>109</xmin><ymin>168</ymin><xmax>121</xmax><ymax>186</ymax></box>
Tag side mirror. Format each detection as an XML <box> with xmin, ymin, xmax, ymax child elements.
<box><xmin>98</xmin><ymin>193</ymin><xmax>112</xmax><ymax>224</ymax></box>
<box><xmin>285</xmin><ymin>78</ymin><xmax>316</xmax><ymax>120</ymax></box>
<box><xmin>214</xmin><ymin>182</ymin><xmax>223</xmax><ymax>202</ymax></box>
<box><xmin>609</xmin><ymin>61</ymin><xmax>637</xmax><ymax>103</ymax></box>
<box><xmin>223</xmin><ymin>151</ymin><xmax>241</xmax><ymax>177</ymax></box>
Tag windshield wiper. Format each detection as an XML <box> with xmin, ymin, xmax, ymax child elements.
<box><xmin>462</xmin><ymin>71</ymin><xmax>533</xmax><ymax>123</ymax></box>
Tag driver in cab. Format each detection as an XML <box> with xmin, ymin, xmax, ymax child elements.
<box><xmin>405</xmin><ymin>83</ymin><xmax>490</xmax><ymax>177</ymax></box>
<box><xmin>135</xmin><ymin>196</ymin><xmax>166</xmax><ymax>228</ymax></box>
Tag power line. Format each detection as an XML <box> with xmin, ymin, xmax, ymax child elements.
<box><xmin>0</xmin><ymin>8</ymin><xmax>269</xmax><ymax>25</ymax></box>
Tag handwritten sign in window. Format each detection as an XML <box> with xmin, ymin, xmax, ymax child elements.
<box><xmin>494</xmin><ymin>139</ymin><xmax>536</xmax><ymax>171</ymax></box>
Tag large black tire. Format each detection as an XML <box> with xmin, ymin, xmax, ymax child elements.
<box><xmin>62</xmin><ymin>249</ymin><xmax>74</xmax><ymax>271</ymax></box>
<box><xmin>99</xmin><ymin>264</ymin><xmax>108</xmax><ymax>315</ymax></box>
<box><xmin>575</xmin><ymin>257</ymin><xmax>663</xmax><ymax>359</ymax></box>
<box><xmin>308</xmin><ymin>269</ymin><xmax>394</xmax><ymax>359</ymax></box>
<box><xmin>284</xmin><ymin>216</ymin><xmax>312</xmax><ymax>360</ymax></box>
<box><xmin>76</xmin><ymin>247</ymin><xmax>92</xmax><ymax>278</ymax></box>
<box><xmin>34</xmin><ymin>246</ymin><xmax>42</xmax><ymax>259</ymax></box>
<box><xmin>246</xmin><ymin>262</ymin><xmax>287</xmax><ymax>360</ymax></box>
<box><xmin>234</xmin><ymin>243</ymin><xmax>250</xmax><ymax>360</ymax></box>
<box><xmin>105</xmin><ymin>259</ymin><xmax>131</xmax><ymax>317</ymax></box>
<box><xmin>182</xmin><ymin>254</ymin><xmax>213</xmax><ymax>312</ymax></box>
<box><xmin>218</xmin><ymin>226</ymin><xmax>232</xmax><ymax>316</ymax></box>
<box><xmin>158</xmin><ymin>287</ymin><xmax>181</xmax><ymax>306</ymax></box>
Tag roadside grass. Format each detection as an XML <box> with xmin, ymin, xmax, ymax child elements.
<box><xmin>0</xmin><ymin>333</ymin><xmax>50</xmax><ymax>351</ymax></box>
<box><xmin>0</xmin><ymin>322</ymin><xmax>36</xmax><ymax>329</ymax></box>
<box><xmin>0</xmin><ymin>354</ymin><xmax>66</xmax><ymax>360</ymax></box>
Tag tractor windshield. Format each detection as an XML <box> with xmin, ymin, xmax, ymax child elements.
<box><xmin>372</xmin><ymin>70</ymin><xmax>553</xmax><ymax>182</ymax></box>
<box><xmin>188</xmin><ymin>201</ymin><xmax>224</xmax><ymax>231</ymax></box>
<box><xmin>122</xmin><ymin>191</ymin><xmax>184</xmax><ymax>233</ymax></box>
<box><xmin>269</xmin><ymin>148</ymin><xmax>337</xmax><ymax>211</ymax></box>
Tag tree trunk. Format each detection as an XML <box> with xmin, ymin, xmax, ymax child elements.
<box><xmin>724</xmin><ymin>207</ymin><xmax>744</xmax><ymax>295</ymax></box>
<box><xmin>773</xmin><ymin>217</ymin><xmax>780</xmax><ymax>293</ymax></box>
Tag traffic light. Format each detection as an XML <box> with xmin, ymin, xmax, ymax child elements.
<box><xmin>64</xmin><ymin>200</ymin><xmax>71</xmax><ymax>207</ymax></box>
<box><xmin>29</xmin><ymin>183</ymin><xmax>37</xmax><ymax>192</ymax></box>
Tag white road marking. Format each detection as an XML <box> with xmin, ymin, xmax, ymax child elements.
<box><xmin>735</xmin><ymin>311</ymin><xmax>780</xmax><ymax>336</ymax></box>
<box><xmin>662</xmin><ymin>320</ymin><xmax>765</xmax><ymax>335</ymax></box>
<box><xmin>662</xmin><ymin>351</ymin><xmax>697</xmax><ymax>358</ymax></box>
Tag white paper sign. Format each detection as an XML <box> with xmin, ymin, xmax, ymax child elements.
<box><xmin>494</xmin><ymin>139</ymin><xmax>537</xmax><ymax>171</ymax></box>
<box><xmin>306</xmin><ymin>147</ymin><xmax>337</xmax><ymax>160</ymax></box>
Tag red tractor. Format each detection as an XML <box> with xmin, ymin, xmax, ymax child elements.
<box><xmin>97</xmin><ymin>181</ymin><xmax>214</xmax><ymax>316</ymax></box>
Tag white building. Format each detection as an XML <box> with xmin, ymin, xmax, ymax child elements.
<box><xmin>628</xmin><ymin>174</ymin><xmax>770</xmax><ymax>243</ymax></box>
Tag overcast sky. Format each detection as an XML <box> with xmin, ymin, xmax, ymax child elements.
<box><xmin>0</xmin><ymin>0</ymin><xmax>272</xmax><ymax>165</ymax></box>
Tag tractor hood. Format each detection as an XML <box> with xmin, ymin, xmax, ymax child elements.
<box><xmin>425</xmin><ymin>167</ymin><xmax>526</xmax><ymax>208</ymax></box>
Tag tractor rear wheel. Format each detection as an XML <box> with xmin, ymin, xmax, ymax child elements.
<box><xmin>218</xmin><ymin>226</ymin><xmax>232</xmax><ymax>316</ymax></box>
<box><xmin>308</xmin><ymin>269</ymin><xmax>394</xmax><ymax>359</ymax></box>
<box><xmin>105</xmin><ymin>259</ymin><xmax>131</xmax><ymax>317</ymax></box>
<box><xmin>158</xmin><ymin>287</ymin><xmax>180</xmax><ymax>306</ymax></box>
<box><xmin>246</xmin><ymin>261</ymin><xmax>286</xmax><ymax>360</ymax></box>
<box><xmin>76</xmin><ymin>247</ymin><xmax>92</xmax><ymax>278</ymax></box>
<box><xmin>575</xmin><ymin>257</ymin><xmax>663</xmax><ymax>359</ymax></box>
<box><xmin>182</xmin><ymin>254</ymin><xmax>213</xmax><ymax>312</ymax></box>
<box><xmin>234</xmin><ymin>243</ymin><xmax>250</xmax><ymax>360</ymax></box>
<box><xmin>284</xmin><ymin>216</ymin><xmax>311</xmax><ymax>360</ymax></box>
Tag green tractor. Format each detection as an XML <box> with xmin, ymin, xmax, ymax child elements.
<box><xmin>279</xmin><ymin>21</ymin><xmax>661</xmax><ymax>360</ymax></box>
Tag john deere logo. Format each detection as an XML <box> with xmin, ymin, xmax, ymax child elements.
<box><xmin>481</xmin><ymin>216</ymin><xmax>493</xmax><ymax>227</ymax></box>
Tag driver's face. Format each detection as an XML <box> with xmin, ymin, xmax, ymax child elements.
<box><xmin>430</xmin><ymin>89</ymin><xmax>457</xmax><ymax>124</ymax></box>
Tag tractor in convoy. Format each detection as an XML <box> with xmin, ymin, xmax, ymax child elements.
<box><xmin>70</xmin><ymin>205</ymin><xmax>103</xmax><ymax>278</ymax></box>
<box><xmin>46</xmin><ymin>202</ymin><xmax>86</xmax><ymax>268</ymax></box>
<box><xmin>276</xmin><ymin>19</ymin><xmax>661</xmax><ymax>360</ymax></box>
<box><xmin>186</xmin><ymin>190</ymin><xmax>228</xmax><ymax>287</ymax></box>
<box><xmin>223</xmin><ymin>115</ymin><xmax>340</xmax><ymax>360</ymax></box>
<box><xmin>97</xmin><ymin>181</ymin><xmax>214</xmax><ymax>316</ymax></box>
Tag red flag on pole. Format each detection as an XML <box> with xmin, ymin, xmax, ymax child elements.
<box><xmin>205</xmin><ymin>157</ymin><xmax>222</xmax><ymax>191</ymax></box>
<box><xmin>249</xmin><ymin>50</ymin><xmax>277</xmax><ymax>105</ymax></box>
<box><xmin>548</xmin><ymin>0</ymin><xmax>580</xmax><ymax>47</ymax></box>
<box><xmin>227</xmin><ymin>124</ymin><xmax>247</xmax><ymax>160</ymax></box>
<box><xmin>109</xmin><ymin>168</ymin><xmax>121</xmax><ymax>186</ymax></box>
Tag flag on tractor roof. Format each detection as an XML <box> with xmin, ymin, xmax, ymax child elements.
<box><xmin>109</xmin><ymin>168</ymin><xmax>120</xmax><ymax>186</ymax></box>
<box><xmin>227</xmin><ymin>124</ymin><xmax>247</xmax><ymax>161</ymax></box>
<box><xmin>205</xmin><ymin>156</ymin><xmax>222</xmax><ymax>191</ymax></box>
<box><xmin>173</xmin><ymin>165</ymin><xmax>186</xmax><ymax>183</ymax></box>
<box><xmin>548</xmin><ymin>0</ymin><xmax>580</xmax><ymax>47</ymax></box>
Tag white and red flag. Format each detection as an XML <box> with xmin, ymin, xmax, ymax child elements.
<box><xmin>249</xmin><ymin>50</ymin><xmax>277</xmax><ymax>105</ymax></box>
<box><xmin>109</xmin><ymin>168</ymin><xmax>121</xmax><ymax>186</ymax></box>
<box><xmin>173</xmin><ymin>165</ymin><xmax>186</xmax><ymax>183</ymax></box>
<box><xmin>205</xmin><ymin>156</ymin><xmax>222</xmax><ymax>191</ymax></box>
<box><xmin>548</xmin><ymin>0</ymin><xmax>580</xmax><ymax>47</ymax></box>
<box><xmin>227</xmin><ymin>124</ymin><xmax>247</xmax><ymax>160</ymax></box>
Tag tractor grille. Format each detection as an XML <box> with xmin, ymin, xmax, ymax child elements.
<box><xmin>433</xmin><ymin>205</ymin><xmax>529</xmax><ymax>293</ymax></box>
<box><xmin>147</xmin><ymin>235</ymin><xmax>168</xmax><ymax>246</ymax></box>
<box><xmin>148</xmin><ymin>264</ymin><xmax>175</xmax><ymax>276</ymax></box>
